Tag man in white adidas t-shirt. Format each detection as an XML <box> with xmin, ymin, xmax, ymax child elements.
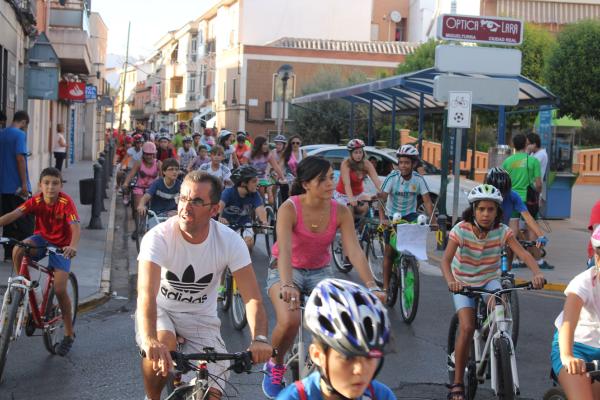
<box><xmin>136</xmin><ymin>171</ymin><xmax>272</xmax><ymax>400</ymax></box>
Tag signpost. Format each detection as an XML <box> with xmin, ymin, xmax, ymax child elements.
<box><xmin>447</xmin><ymin>91</ymin><xmax>472</xmax><ymax>222</ymax></box>
<box><xmin>435</xmin><ymin>45</ymin><xmax>522</xmax><ymax>76</ymax></box>
<box><xmin>437</xmin><ymin>14</ymin><xmax>523</xmax><ymax>45</ymax></box>
<box><xmin>434</xmin><ymin>75</ymin><xmax>519</xmax><ymax>106</ymax></box>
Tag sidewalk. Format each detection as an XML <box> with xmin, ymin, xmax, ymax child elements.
<box><xmin>0</xmin><ymin>160</ymin><xmax>116</xmax><ymax>309</ymax></box>
<box><xmin>427</xmin><ymin>184</ymin><xmax>599</xmax><ymax>292</ymax></box>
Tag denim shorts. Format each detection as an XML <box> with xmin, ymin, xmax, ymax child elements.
<box><xmin>266</xmin><ymin>260</ymin><xmax>333</xmax><ymax>295</ymax></box>
<box><xmin>551</xmin><ymin>330</ymin><xmax>600</xmax><ymax>375</ymax></box>
<box><xmin>27</xmin><ymin>234</ymin><xmax>71</xmax><ymax>272</ymax></box>
<box><xmin>452</xmin><ymin>279</ymin><xmax>502</xmax><ymax>311</ymax></box>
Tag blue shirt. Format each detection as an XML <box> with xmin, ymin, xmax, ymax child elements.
<box><xmin>276</xmin><ymin>371</ymin><xmax>396</xmax><ymax>400</ymax></box>
<box><xmin>501</xmin><ymin>190</ymin><xmax>527</xmax><ymax>224</ymax></box>
<box><xmin>146</xmin><ymin>178</ymin><xmax>181</xmax><ymax>215</ymax></box>
<box><xmin>0</xmin><ymin>126</ymin><xmax>30</xmax><ymax>193</ymax></box>
<box><xmin>220</xmin><ymin>187</ymin><xmax>262</xmax><ymax>226</ymax></box>
<box><xmin>381</xmin><ymin>171</ymin><xmax>428</xmax><ymax>217</ymax></box>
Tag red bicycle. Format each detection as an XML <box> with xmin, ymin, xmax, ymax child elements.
<box><xmin>0</xmin><ymin>237</ymin><xmax>78</xmax><ymax>382</ymax></box>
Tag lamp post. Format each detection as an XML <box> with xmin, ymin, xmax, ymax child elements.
<box><xmin>276</xmin><ymin>64</ymin><xmax>293</xmax><ymax>135</ymax></box>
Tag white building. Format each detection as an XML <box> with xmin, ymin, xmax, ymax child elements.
<box><xmin>407</xmin><ymin>0</ymin><xmax>481</xmax><ymax>43</ymax></box>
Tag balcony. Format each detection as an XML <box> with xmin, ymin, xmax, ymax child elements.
<box><xmin>7</xmin><ymin>0</ymin><xmax>37</xmax><ymax>33</ymax></box>
<box><xmin>47</xmin><ymin>4</ymin><xmax>91</xmax><ymax>74</ymax></box>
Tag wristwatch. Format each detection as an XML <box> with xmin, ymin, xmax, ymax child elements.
<box><xmin>253</xmin><ymin>335</ymin><xmax>270</xmax><ymax>344</ymax></box>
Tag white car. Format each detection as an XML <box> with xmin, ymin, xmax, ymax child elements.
<box><xmin>305</xmin><ymin>145</ymin><xmax>479</xmax><ymax>218</ymax></box>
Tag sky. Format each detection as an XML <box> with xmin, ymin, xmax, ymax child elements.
<box><xmin>93</xmin><ymin>0</ymin><xmax>214</xmax><ymax>59</ymax></box>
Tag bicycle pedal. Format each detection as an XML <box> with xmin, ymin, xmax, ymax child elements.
<box><xmin>24</xmin><ymin>314</ymin><xmax>35</xmax><ymax>336</ymax></box>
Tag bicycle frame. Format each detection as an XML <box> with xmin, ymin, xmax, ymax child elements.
<box><xmin>285</xmin><ymin>304</ymin><xmax>309</xmax><ymax>380</ymax></box>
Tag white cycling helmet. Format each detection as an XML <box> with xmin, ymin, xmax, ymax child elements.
<box><xmin>396</xmin><ymin>144</ymin><xmax>419</xmax><ymax>159</ymax></box>
<box><xmin>467</xmin><ymin>184</ymin><xmax>503</xmax><ymax>205</ymax></box>
<box><xmin>305</xmin><ymin>278</ymin><xmax>390</xmax><ymax>357</ymax></box>
<box><xmin>592</xmin><ymin>225</ymin><xmax>600</xmax><ymax>249</ymax></box>
<box><xmin>346</xmin><ymin>138</ymin><xmax>366</xmax><ymax>151</ymax></box>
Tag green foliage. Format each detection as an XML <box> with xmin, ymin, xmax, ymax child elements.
<box><xmin>576</xmin><ymin>118</ymin><xmax>600</xmax><ymax>147</ymax></box>
<box><xmin>546</xmin><ymin>19</ymin><xmax>600</xmax><ymax>119</ymax></box>
<box><xmin>396</xmin><ymin>38</ymin><xmax>438</xmax><ymax>74</ymax></box>
<box><xmin>518</xmin><ymin>23</ymin><xmax>555</xmax><ymax>85</ymax></box>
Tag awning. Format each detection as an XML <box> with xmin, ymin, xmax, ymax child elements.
<box><xmin>292</xmin><ymin>67</ymin><xmax>557</xmax><ymax>114</ymax></box>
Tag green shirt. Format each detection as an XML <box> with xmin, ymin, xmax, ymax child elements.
<box><xmin>173</xmin><ymin>133</ymin><xmax>184</xmax><ymax>150</ymax></box>
<box><xmin>502</xmin><ymin>152</ymin><xmax>540</xmax><ymax>202</ymax></box>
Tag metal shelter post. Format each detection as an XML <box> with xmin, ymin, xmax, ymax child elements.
<box><xmin>391</xmin><ymin>96</ymin><xmax>397</xmax><ymax>148</ymax></box>
<box><xmin>498</xmin><ymin>105</ymin><xmax>506</xmax><ymax>145</ymax></box>
<box><xmin>368</xmin><ymin>98</ymin><xmax>374</xmax><ymax>146</ymax></box>
<box><xmin>349</xmin><ymin>101</ymin><xmax>355</xmax><ymax>139</ymax></box>
<box><xmin>418</xmin><ymin>93</ymin><xmax>425</xmax><ymax>154</ymax></box>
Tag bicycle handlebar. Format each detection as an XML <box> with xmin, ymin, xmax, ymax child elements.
<box><xmin>519</xmin><ymin>240</ymin><xmax>547</xmax><ymax>257</ymax></box>
<box><xmin>227</xmin><ymin>223</ymin><xmax>274</xmax><ymax>231</ymax></box>
<box><xmin>0</xmin><ymin>237</ymin><xmax>63</xmax><ymax>255</ymax></box>
<box><xmin>586</xmin><ymin>360</ymin><xmax>600</xmax><ymax>373</ymax></box>
<box><xmin>454</xmin><ymin>280</ymin><xmax>547</xmax><ymax>297</ymax></box>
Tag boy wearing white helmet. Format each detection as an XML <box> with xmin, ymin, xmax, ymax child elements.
<box><xmin>550</xmin><ymin>226</ymin><xmax>600</xmax><ymax>400</ymax></box>
<box><xmin>277</xmin><ymin>279</ymin><xmax>396</xmax><ymax>400</ymax></box>
<box><xmin>440</xmin><ymin>184</ymin><xmax>545</xmax><ymax>400</ymax></box>
<box><xmin>177</xmin><ymin>136</ymin><xmax>197</xmax><ymax>172</ymax></box>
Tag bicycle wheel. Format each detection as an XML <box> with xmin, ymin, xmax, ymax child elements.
<box><xmin>230</xmin><ymin>280</ymin><xmax>247</xmax><ymax>331</ymax></box>
<box><xmin>43</xmin><ymin>272</ymin><xmax>79</xmax><ymax>355</ymax></box>
<box><xmin>495</xmin><ymin>336</ymin><xmax>516</xmax><ymax>400</ymax></box>
<box><xmin>287</xmin><ymin>344</ymin><xmax>300</xmax><ymax>382</ymax></box>
<box><xmin>0</xmin><ymin>287</ymin><xmax>23</xmax><ymax>381</ymax></box>
<box><xmin>331</xmin><ymin>232</ymin><xmax>352</xmax><ymax>273</ymax></box>
<box><xmin>447</xmin><ymin>313</ymin><xmax>478</xmax><ymax>400</ymax></box>
<box><xmin>264</xmin><ymin>206</ymin><xmax>277</xmax><ymax>258</ymax></box>
<box><xmin>135</xmin><ymin>214</ymin><xmax>147</xmax><ymax>253</ymax></box>
<box><xmin>221</xmin><ymin>269</ymin><xmax>233</xmax><ymax>312</ymax></box>
<box><xmin>508</xmin><ymin>292</ymin><xmax>520</xmax><ymax>349</ymax></box>
<box><xmin>386</xmin><ymin>264</ymin><xmax>399</xmax><ymax>307</ymax></box>
<box><xmin>399</xmin><ymin>256</ymin><xmax>420</xmax><ymax>323</ymax></box>
<box><xmin>364</xmin><ymin>233</ymin><xmax>385</xmax><ymax>287</ymax></box>
<box><xmin>543</xmin><ymin>387</ymin><xmax>567</xmax><ymax>400</ymax></box>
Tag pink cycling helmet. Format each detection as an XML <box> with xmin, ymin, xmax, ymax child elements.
<box><xmin>592</xmin><ymin>225</ymin><xmax>600</xmax><ymax>249</ymax></box>
<box><xmin>142</xmin><ymin>141</ymin><xmax>157</xmax><ymax>154</ymax></box>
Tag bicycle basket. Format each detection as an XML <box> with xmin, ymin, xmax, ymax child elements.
<box><xmin>395</xmin><ymin>224</ymin><xmax>429</xmax><ymax>260</ymax></box>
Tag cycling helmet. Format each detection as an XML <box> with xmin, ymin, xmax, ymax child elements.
<box><xmin>485</xmin><ymin>167</ymin><xmax>512</xmax><ymax>196</ymax></box>
<box><xmin>183</xmin><ymin>135</ymin><xmax>193</xmax><ymax>142</ymax></box>
<box><xmin>305</xmin><ymin>278</ymin><xmax>390</xmax><ymax>357</ymax></box>
<box><xmin>346</xmin><ymin>138</ymin><xmax>366</xmax><ymax>151</ymax></box>
<box><xmin>396</xmin><ymin>144</ymin><xmax>419</xmax><ymax>159</ymax></box>
<box><xmin>124</xmin><ymin>136</ymin><xmax>134</xmax><ymax>144</ymax></box>
<box><xmin>467</xmin><ymin>184</ymin><xmax>503</xmax><ymax>205</ymax></box>
<box><xmin>219</xmin><ymin>129</ymin><xmax>233</xmax><ymax>140</ymax></box>
<box><xmin>230</xmin><ymin>165</ymin><xmax>259</xmax><ymax>186</ymax></box>
<box><xmin>591</xmin><ymin>225</ymin><xmax>600</xmax><ymax>249</ymax></box>
<box><xmin>142</xmin><ymin>142</ymin><xmax>157</xmax><ymax>154</ymax></box>
<box><xmin>132</xmin><ymin>134</ymin><xmax>143</xmax><ymax>143</ymax></box>
<box><xmin>192</xmin><ymin>132</ymin><xmax>201</xmax><ymax>138</ymax></box>
<box><xmin>273</xmin><ymin>134</ymin><xmax>287</xmax><ymax>143</ymax></box>
<box><xmin>158</xmin><ymin>134</ymin><xmax>170</xmax><ymax>142</ymax></box>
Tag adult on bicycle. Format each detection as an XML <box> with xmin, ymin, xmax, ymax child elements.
<box><xmin>280</xmin><ymin>135</ymin><xmax>307</xmax><ymax>203</ymax></box>
<box><xmin>137</xmin><ymin>158</ymin><xmax>181</xmax><ymax>230</ymax></box>
<box><xmin>440</xmin><ymin>184</ymin><xmax>545</xmax><ymax>400</ymax></box>
<box><xmin>333</xmin><ymin>139</ymin><xmax>382</xmax><ymax>218</ymax></box>
<box><xmin>244</xmin><ymin>135</ymin><xmax>286</xmax><ymax>206</ymax></box>
<box><xmin>277</xmin><ymin>279</ymin><xmax>396</xmax><ymax>400</ymax></box>
<box><xmin>262</xmin><ymin>156</ymin><xmax>386</xmax><ymax>399</ymax></box>
<box><xmin>484</xmin><ymin>167</ymin><xmax>549</xmax><ymax>268</ymax></box>
<box><xmin>218</xmin><ymin>165</ymin><xmax>268</xmax><ymax>251</ymax></box>
<box><xmin>270</xmin><ymin>134</ymin><xmax>290</xmax><ymax>203</ymax></box>
<box><xmin>550</xmin><ymin>226</ymin><xmax>600</xmax><ymax>400</ymax></box>
<box><xmin>379</xmin><ymin>144</ymin><xmax>436</xmax><ymax>294</ymax></box>
<box><xmin>136</xmin><ymin>171</ymin><xmax>272</xmax><ymax>400</ymax></box>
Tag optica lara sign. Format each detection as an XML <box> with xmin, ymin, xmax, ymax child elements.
<box><xmin>437</xmin><ymin>14</ymin><xmax>523</xmax><ymax>45</ymax></box>
<box><xmin>58</xmin><ymin>81</ymin><xmax>86</xmax><ymax>102</ymax></box>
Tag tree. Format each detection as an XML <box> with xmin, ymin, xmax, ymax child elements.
<box><xmin>396</xmin><ymin>38</ymin><xmax>438</xmax><ymax>74</ymax></box>
<box><xmin>518</xmin><ymin>23</ymin><xmax>555</xmax><ymax>85</ymax></box>
<box><xmin>546</xmin><ymin>20</ymin><xmax>600</xmax><ymax>119</ymax></box>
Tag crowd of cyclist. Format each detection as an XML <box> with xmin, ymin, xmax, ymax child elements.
<box><xmin>107</xmin><ymin>122</ymin><xmax>600</xmax><ymax>400</ymax></box>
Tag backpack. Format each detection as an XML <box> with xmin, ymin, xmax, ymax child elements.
<box><xmin>294</xmin><ymin>380</ymin><xmax>376</xmax><ymax>400</ymax></box>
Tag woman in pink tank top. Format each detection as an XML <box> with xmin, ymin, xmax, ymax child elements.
<box><xmin>262</xmin><ymin>156</ymin><xmax>387</xmax><ymax>398</ymax></box>
<box><xmin>122</xmin><ymin>141</ymin><xmax>162</xmax><ymax>215</ymax></box>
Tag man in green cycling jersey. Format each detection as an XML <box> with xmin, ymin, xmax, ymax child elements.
<box><xmin>277</xmin><ymin>279</ymin><xmax>396</xmax><ymax>400</ymax></box>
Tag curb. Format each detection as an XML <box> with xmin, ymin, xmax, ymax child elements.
<box><xmin>77</xmin><ymin>173</ymin><xmax>117</xmax><ymax>313</ymax></box>
<box><xmin>427</xmin><ymin>251</ymin><xmax>567</xmax><ymax>293</ymax></box>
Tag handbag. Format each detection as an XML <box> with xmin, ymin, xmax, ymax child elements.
<box><xmin>525</xmin><ymin>155</ymin><xmax>540</xmax><ymax>216</ymax></box>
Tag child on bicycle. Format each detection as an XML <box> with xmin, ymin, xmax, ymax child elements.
<box><xmin>0</xmin><ymin>167</ymin><xmax>79</xmax><ymax>356</ymax></box>
<box><xmin>550</xmin><ymin>226</ymin><xmax>600</xmax><ymax>400</ymax></box>
<box><xmin>379</xmin><ymin>144</ymin><xmax>436</xmax><ymax>294</ymax></box>
<box><xmin>276</xmin><ymin>279</ymin><xmax>396</xmax><ymax>400</ymax></box>
<box><xmin>137</xmin><ymin>158</ymin><xmax>181</xmax><ymax>229</ymax></box>
<box><xmin>440</xmin><ymin>184</ymin><xmax>545</xmax><ymax>400</ymax></box>
<box><xmin>199</xmin><ymin>145</ymin><xmax>233</xmax><ymax>187</ymax></box>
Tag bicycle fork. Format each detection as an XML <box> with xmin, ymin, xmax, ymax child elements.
<box><xmin>489</xmin><ymin>305</ymin><xmax>520</xmax><ymax>396</ymax></box>
<box><xmin>1</xmin><ymin>276</ymin><xmax>31</xmax><ymax>341</ymax></box>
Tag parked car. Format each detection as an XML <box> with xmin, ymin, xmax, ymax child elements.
<box><xmin>304</xmin><ymin>145</ymin><xmax>479</xmax><ymax>218</ymax></box>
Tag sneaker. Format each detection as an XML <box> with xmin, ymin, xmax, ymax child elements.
<box><xmin>539</xmin><ymin>260</ymin><xmax>555</xmax><ymax>270</ymax></box>
<box><xmin>55</xmin><ymin>334</ymin><xmax>75</xmax><ymax>357</ymax></box>
<box><xmin>262</xmin><ymin>360</ymin><xmax>286</xmax><ymax>399</ymax></box>
<box><xmin>217</xmin><ymin>285</ymin><xmax>226</xmax><ymax>301</ymax></box>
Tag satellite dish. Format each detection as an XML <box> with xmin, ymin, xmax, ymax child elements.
<box><xmin>390</xmin><ymin>10</ymin><xmax>402</xmax><ymax>23</ymax></box>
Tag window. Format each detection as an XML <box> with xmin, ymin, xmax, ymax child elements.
<box><xmin>371</xmin><ymin>24</ymin><xmax>379</xmax><ymax>41</ymax></box>
<box><xmin>222</xmin><ymin>80</ymin><xmax>227</xmax><ymax>105</ymax></box>
<box><xmin>191</xmin><ymin>34</ymin><xmax>198</xmax><ymax>54</ymax></box>
<box><xmin>199</xmin><ymin>65</ymin><xmax>207</xmax><ymax>88</ymax></box>
<box><xmin>264</xmin><ymin>101</ymin><xmax>272</xmax><ymax>120</ymax></box>
<box><xmin>188</xmin><ymin>76</ymin><xmax>196</xmax><ymax>93</ymax></box>
<box><xmin>231</xmin><ymin>78</ymin><xmax>237</xmax><ymax>104</ymax></box>
<box><xmin>170</xmin><ymin>43</ymin><xmax>179</xmax><ymax>64</ymax></box>
<box><xmin>170</xmin><ymin>76</ymin><xmax>183</xmax><ymax>97</ymax></box>
<box><xmin>395</xmin><ymin>18</ymin><xmax>407</xmax><ymax>41</ymax></box>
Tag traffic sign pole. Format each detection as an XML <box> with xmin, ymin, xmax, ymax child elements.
<box><xmin>453</xmin><ymin>128</ymin><xmax>462</xmax><ymax>224</ymax></box>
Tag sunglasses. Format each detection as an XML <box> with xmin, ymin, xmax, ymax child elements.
<box><xmin>175</xmin><ymin>195</ymin><xmax>214</xmax><ymax>207</ymax></box>
<box><xmin>291</xmin><ymin>141</ymin><xmax>301</xmax><ymax>145</ymax></box>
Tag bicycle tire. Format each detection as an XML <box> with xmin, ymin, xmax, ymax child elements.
<box><xmin>508</xmin><ymin>291</ymin><xmax>520</xmax><ymax>349</ymax></box>
<box><xmin>364</xmin><ymin>233</ymin><xmax>385</xmax><ymax>287</ymax></box>
<box><xmin>399</xmin><ymin>256</ymin><xmax>420</xmax><ymax>323</ymax></box>
<box><xmin>264</xmin><ymin>206</ymin><xmax>277</xmax><ymax>258</ymax></box>
<box><xmin>386</xmin><ymin>266</ymin><xmax>399</xmax><ymax>307</ymax></box>
<box><xmin>542</xmin><ymin>387</ymin><xmax>567</xmax><ymax>400</ymax></box>
<box><xmin>331</xmin><ymin>232</ymin><xmax>352</xmax><ymax>273</ymax></box>
<box><xmin>0</xmin><ymin>287</ymin><xmax>23</xmax><ymax>382</ymax></box>
<box><xmin>135</xmin><ymin>214</ymin><xmax>146</xmax><ymax>253</ymax></box>
<box><xmin>221</xmin><ymin>269</ymin><xmax>233</xmax><ymax>312</ymax></box>
<box><xmin>230</xmin><ymin>289</ymin><xmax>247</xmax><ymax>331</ymax></box>
<box><xmin>495</xmin><ymin>336</ymin><xmax>516</xmax><ymax>400</ymax></box>
<box><xmin>43</xmin><ymin>272</ymin><xmax>79</xmax><ymax>355</ymax></box>
<box><xmin>447</xmin><ymin>313</ymin><xmax>478</xmax><ymax>400</ymax></box>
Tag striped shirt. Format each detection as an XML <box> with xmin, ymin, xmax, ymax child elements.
<box><xmin>449</xmin><ymin>221</ymin><xmax>513</xmax><ymax>286</ymax></box>
<box><xmin>381</xmin><ymin>171</ymin><xmax>428</xmax><ymax>217</ymax></box>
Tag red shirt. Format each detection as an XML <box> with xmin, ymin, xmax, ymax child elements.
<box><xmin>588</xmin><ymin>200</ymin><xmax>600</xmax><ymax>258</ymax></box>
<box><xmin>235</xmin><ymin>144</ymin><xmax>251</xmax><ymax>164</ymax></box>
<box><xmin>19</xmin><ymin>192</ymin><xmax>79</xmax><ymax>247</ymax></box>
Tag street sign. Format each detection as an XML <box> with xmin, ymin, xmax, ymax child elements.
<box><xmin>434</xmin><ymin>75</ymin><xmax>519</xmax><ymax>106</ymax></box>
<box><xmin>85</xmin><ymin>85</ymin><xmax>97</xmax><ymax>101</ymax></box>
<box><xmin>435</xmin><ymin>45</ymin><xmax>522</xmax><ymax>76</ymax></box>
<box><xmin>437</xmin><ymin>14</ymin><xmax>523</xmax><ymax>45</ymax></box>
<box><xmin>537</xmin><ymin>105</ymin><xmax>553</xmax><ymax>150</ymax></box>
<box><xmin>447</xmin><ymin>91</ymin><xmax>472</xmax><ymax>129</ymax></box>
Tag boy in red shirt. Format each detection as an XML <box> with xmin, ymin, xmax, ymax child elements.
<box><xmin>0</xmin><ymin>167</ymin><xmax>80</xmax><ymax>356</ymax></box>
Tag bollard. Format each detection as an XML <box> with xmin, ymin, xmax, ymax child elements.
<box><xmin>88</xmin><ymin>163</ymin><xmax>103</xmax><ymax>229</ymax></box>
<box><xmin>97</xmin><ymin>157</ymin><xmax>108</xmax><ymax>208</ymax></box>
<box><xmin>436</xmin><ymin>214</ymin><xmax>448</xmax><ymax>251</ymax></box>
<box><xmin>107</xmin><ymin>142</ymin><xmax>114</xmax><ymax>176</ymax></box>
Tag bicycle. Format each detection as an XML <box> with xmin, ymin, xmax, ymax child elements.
<box><xmin>135</xmin><ymin>209</ymin><xmax>173</xmax><ymax>252</ymax></box>
<box><xmin>281</xmin><ymin>292</ymin><xmax>314</xmax><ymax>383</ymax></box>
<box><xmin>446</xmin><ymin>281</ymin><xmax>545</xmax><ymax>400</ymax></box>
<box><xmin>543</xmin><ymin>360</ymin><xmax>600</xmax><ymax>400</ymax></box>
<box><xmin>222</xmin><ymin>222</ymin><xmax>274</xmax><ymax>331</ymax></box>
<box><xmin>0</xmin><ymin>237</ymin><xmax>79</xmax><ymax>382</ymax></box>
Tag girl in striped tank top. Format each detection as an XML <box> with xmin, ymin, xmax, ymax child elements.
<box><xmin>441</xmin><ymin>184</ymin><xmax>545</xmax><ymax>400</ymax></box>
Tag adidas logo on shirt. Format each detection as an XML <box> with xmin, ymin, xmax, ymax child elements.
<box><xmin>161</xmin><ymin>265</ymin><xmax>212</xmax><ymax>303</ymax></box>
